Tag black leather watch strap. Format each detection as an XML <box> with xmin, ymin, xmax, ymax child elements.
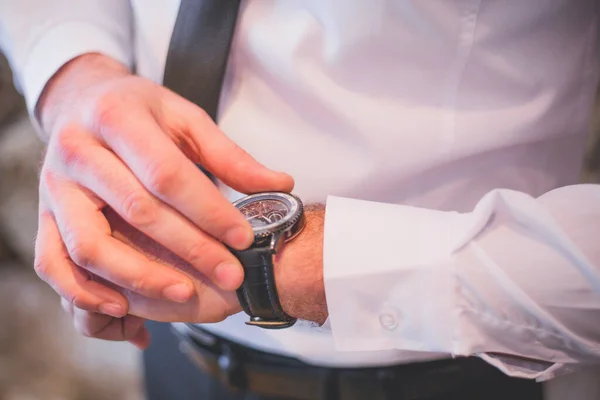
<box><xmin>231</xmin><ymin>244</ymin><xmax>297</xmax><ymax>329</ymax></box>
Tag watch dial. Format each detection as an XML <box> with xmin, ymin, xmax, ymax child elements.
<box><xmin>239</xmin><ymin>199</ymin><xmax>290</xmax><ymax>229</ymax></box>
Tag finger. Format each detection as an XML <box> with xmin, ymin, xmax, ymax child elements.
<box><xmin>64</xmin><ymin>298</ymin><xmax>149</xmax><ymax>348</ymax></box>
<box><xmin>71</xmin><ymin>306</ymin><xmax>149</xmax><ymax>348</ymax></box>
<box><xmin>41</xmin><ymin>169</ymin><xmax>196</xmax><ymax>302</ymax></box>
<box><xmin>94</xmin><ymin>104</ymin><xmax>253</xmax><ymax>250</ymax></box>
<box><xmin>87</xmin><ymin>233</ymin><xmax>241</xmax><ymax>324</ymax></box>
<box><xmin>35</xmin><ymin>203</ymin><xmax>128</xmax><ymax>318</ymax></box>
<box><xmin>127</xmin><ymin>324</ymin><xmax>151</xmax><ymax>350</ymax></box>
<box><xmin>64</xmin><ymin>143</ymin><xmax>244</xmax><ymax>290</ymax></box>
<box><xmin>163</xmin><ymin>90</ymin><xmax>295</xmax><ymax>193</ymax></box>
<box><xmin>94</xmin><ymin>102</ymin><xmax>272</xmax><ymax>250</ymax></box>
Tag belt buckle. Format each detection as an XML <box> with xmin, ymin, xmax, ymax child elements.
<box><xmin>217</xmin><ymin>343</ymin><xmax>247</xmax><ymax>391</ymax></box>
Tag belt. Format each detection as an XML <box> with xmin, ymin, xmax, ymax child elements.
<box><xmin>172</xmin><ymin>323</ymin><xmax>498</xmax><ymax>400</ymax></box>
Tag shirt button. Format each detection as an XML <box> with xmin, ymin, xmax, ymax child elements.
<box><xmin>379</xmin><ymin>312</ymin><xmax>399</xmax><ymax>331</ymax></box>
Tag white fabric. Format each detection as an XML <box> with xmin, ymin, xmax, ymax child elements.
<box><xmin>1</xmin><ymin>0</ymin><xmax>600</xmax><ymax>381</ymax></box>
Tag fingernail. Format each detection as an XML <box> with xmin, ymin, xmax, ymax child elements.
<box><xmin>163</xmin><ymin>283</ymin><xmax>194</xmax><ymax>303</ymax></box>
<box><xmin>224</xmin><ymin>226</ymin><xmax>254</xmax><ymax>250</ymax></box>
<box><xmin>213</xmin><ymin>262</ymin><xmax>244</xmax><ymax>290</ymax></box>
<box><xmin>99</xmin><ymin>303</ymin><xmax>125</xmax><ymax>318</ymax></box>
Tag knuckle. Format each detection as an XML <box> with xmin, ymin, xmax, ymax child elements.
<box><xmin>144</xmin><ymin>161</ymin><xmax>179</xmax><ymax>197</ymax></box>
<box><xmin>39</xmin><ymin>167</ymin><xmax>61</xmax><ymax>197</ymax></box>
<box><xmin>60</xmin><ymin>290</ymin><xmax>89</xmax><ymax>316</ymax></box>
<box><xmin>63</xmin><ymin>231</ymin><xmax>95</xmax><ymax>268</ymax></box>
<box><xmin>70</xmin><ymin>296</ymin><xmax>91</xmax><ymax>311</ymax></box>
<box><xmin>54</xmin><ymin>126</ymin><xmax>85</xmax><ymax>167</ymax></box>
<box><xmin>129</xmin><ymin>277</ymin><xmax>150</xmax><ymax>295</ymax></box>
<box><xmin>184</xmin><ymin>240</ymin><xmax>210</xmax><ymax>265</ymax></box>
<box><xmin>93</xmin><ymin>93</ymin><xmax>124</xmax><ymax>131</ymax></box>
<box><xmin>38</xmin><ymin>167</ymin><xmax>55</xmax><ymax>188</ymax></box>
<box><xmin>62</xmin><ymin>291</ymin><xmax>79</xmax><ymax>308</ymax></box>
<box><xmin>121</xmin><ymin>191</ymin><xmax>157</xmax><ymax>227</ymax></box>
<box><xmin>33</xmin><ymin>256</ymin><xmax>51</xmax><ymax>282</ymax></box>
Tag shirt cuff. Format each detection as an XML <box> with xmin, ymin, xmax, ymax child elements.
<box><xmin>20</xmin><ymin>21</ymin><xmax>133</xmax><ymax>123</ymax></box>
<box><xmin>323</xmin><ymin>195</ymin><xmax>467</xmax><ymax>353</ymax></box>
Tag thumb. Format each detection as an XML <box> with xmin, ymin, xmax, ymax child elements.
<box><xmin>165</xmin><ymin>91</ymin><xmax>295</xmax><ymax>194</ymax></box>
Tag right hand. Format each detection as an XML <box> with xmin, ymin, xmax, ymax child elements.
<box><xmin>34</xmin><ymin>54</ymin><xmax>294</xmax><ymax>348</ymax></box>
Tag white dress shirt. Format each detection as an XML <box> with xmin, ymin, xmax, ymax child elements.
<box><xmin>1</xmin><ymin>0</ymin><xmax>600</xmax><ymax>382</ymax></box>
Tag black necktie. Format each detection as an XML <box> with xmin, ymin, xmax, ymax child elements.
<box><xmin>163</xmin><ymin>0</ymin><xmax>241</xmax><ymax>122</ymax></box>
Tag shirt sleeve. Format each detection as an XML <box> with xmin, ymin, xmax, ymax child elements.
<box><xmin>0</xmin><ymin>1</ymin><xmax>134</xmax><ymax>117</ymax></box>
<box><xmin>323</xmin><ymin>184</ymin><xmax>600</xmax><ymax>381</ymax></box>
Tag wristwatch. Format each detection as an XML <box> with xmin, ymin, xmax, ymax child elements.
<box><xmin>229</xmin><ymin>192</ymin><xmax>305</xmax><ymax>329</ymax></box>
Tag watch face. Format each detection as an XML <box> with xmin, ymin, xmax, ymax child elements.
<box><xmin>238</xmin><ymin>198</ymin><xmax>289</xmax><ymax>229</ymax></box>
<box><xmin>233</xmin><ymin>192</ymin><xmax>303</xmax><ymax>238</ymax></box>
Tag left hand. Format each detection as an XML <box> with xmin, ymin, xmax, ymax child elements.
<box><xmin>62</xmin><ymin>204</ymin><xmax>328</xmax><ymax>349</ymax></box>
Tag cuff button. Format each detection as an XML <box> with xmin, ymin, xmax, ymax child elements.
<box><xmin>379</xmin><ymin>312</ymin><xmax>399</xmax><ymax>331</ymax></box>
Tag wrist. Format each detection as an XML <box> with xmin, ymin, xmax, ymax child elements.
<box><xmin>275</xmin><ymin>204</ymin><xmax>328</xmax><ymax>325</ymax></box>
<box><xmin>36</xmin><ymin>53</ymin><xmax>130</xmax><ymax>137</ymax></box>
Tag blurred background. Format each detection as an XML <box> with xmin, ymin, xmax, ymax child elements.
<box><xmin>0</xmin><ymin>50</ymin><xmax>599</xmax><ymax>399</ymax></box>
<box><xmin>0</xmin><ymin>53</ymin><xmax>143</xmax><ymax>400</ymax></box>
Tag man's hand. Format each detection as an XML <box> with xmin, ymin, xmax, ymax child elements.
<box><xmin>34</xmin><ymin>53</ymin><xmax>293</xmax><ymax>348</ymax></box>
<box><xmin>91</xmin><ymin>205</ymin><xmax>326</xmax><ymax>321</ymax></box>
<box><xmin>58</xmin><ymin>203</ymin><xmax>327</xmax><ymax>347</ymax></box>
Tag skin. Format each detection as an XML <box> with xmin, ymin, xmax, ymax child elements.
<box><xmin>35</xmin><ymin>53</ymin><xmax>328</xmax><ymax>349</ymax></box>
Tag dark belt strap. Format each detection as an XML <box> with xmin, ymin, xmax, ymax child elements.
<box><xmin>173</xmin><ymin>324</ymin><xmax>501</xmax><ymax>400</ymax></box>
<box><xmin>163</xmin><ymin>0</ymin><xmax>241</xmax><ymax>121</ymax></box>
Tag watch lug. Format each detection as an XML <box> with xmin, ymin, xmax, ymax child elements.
<box><xmin>269</xmin><ymin>232</ymin><xmax>284</xmax><ymax>254</ymax></box>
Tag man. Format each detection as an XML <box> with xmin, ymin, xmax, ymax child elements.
<box><xmin>1</xmin><ymin>1</ymin><xmax>599</xmax><ymax>399</ymax></box>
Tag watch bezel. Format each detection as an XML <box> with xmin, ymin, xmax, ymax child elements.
<box><xmin>232</xmin><ymin>192</ymin><xmax>304</xmax><ymax>240</ymax></box>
